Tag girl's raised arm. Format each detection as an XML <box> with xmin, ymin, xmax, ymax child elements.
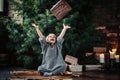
<box><xmin>31</xmin><ymin>23</ymin><xmax>44</xmax><ymax>38</ymax></box>
<box><xmin>59</xmin><ymin>24</ymin><xmax>71</xmax><ymax>39</ymax></box>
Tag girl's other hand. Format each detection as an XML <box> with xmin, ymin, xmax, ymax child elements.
<box><xmin>31</xmin><ymin>23</ymin><xmax>38</xmax><ymax>28</ymax></box>
<box><xmin>63</xmin><ymin>24</ymin><xmax>71</xmax><ymax>29</ymax></box>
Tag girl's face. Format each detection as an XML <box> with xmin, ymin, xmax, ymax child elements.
<box><xmin>46</xmin><ymin>33</ymin><xmax>56</xmax><ymax>44</ymax></box>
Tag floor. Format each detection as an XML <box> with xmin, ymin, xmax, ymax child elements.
<box><xmin>0</xmin><ymin>67</ymin><xmax>120</xmax><ymax>80</ymax></box>
<box><xmin>0</xmin><ymin>66</ymin><xmax>28</xmax><ymax>80</ymax></box>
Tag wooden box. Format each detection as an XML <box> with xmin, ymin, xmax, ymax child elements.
<box><xmin>65</xmin><ymin>55</ymin><xmax>78</xmax><ymax>65</ymax></box>
<box><xmin>50</xmin><ymin>0</ymin><xmax>72</xmax><ymax>20</ymax></box>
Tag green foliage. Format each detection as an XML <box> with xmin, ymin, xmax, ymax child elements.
<box><xmin>1</xmin><ymin>0</ymin><xmax>104</xmax><ymax>67</ymax></box>
<box><xmin>17</xmin><ymin>55</ymin><xmax>35</xmax><ymax>69</ymax></box>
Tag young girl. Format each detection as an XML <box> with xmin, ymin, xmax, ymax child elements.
<box><xmin>32</xmin><ymin>23</ymin><xmax>71</xmax><ymax>76</ymax></box>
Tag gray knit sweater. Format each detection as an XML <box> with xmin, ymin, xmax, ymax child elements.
<box><xmin>38</xmin><ymin>37</ymin><xmax>66</xmax><ymax>76</ymax></box>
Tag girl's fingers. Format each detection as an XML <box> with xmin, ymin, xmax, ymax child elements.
<box><xmin>31</xmin><ymin>23</ymin><xmax>34</xmax><ymax>26</ymax></box>
<box><xmin>66</xmin><ymin>26</ymin><xmax>71</xmax><ymax>29</ymax></box>
<box><xmin>63</xmin><ymin>24</ymin><xmax>69</xmax><ymax>28</ymax></box>
<box><xmin>63</xmin><ymin>24</ymin><xmax>65</xmax><ymax>27</ymax></box>
<box><xmin>31</xmin><ymin>23</ymin><xmax>36</xmax><ymax>27</ymax></box>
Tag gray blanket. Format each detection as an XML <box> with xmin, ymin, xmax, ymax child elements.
<box><xmin>38</xmin><ymin>37</ymin><xmax>66</xmax><ymax>76</ymax></box>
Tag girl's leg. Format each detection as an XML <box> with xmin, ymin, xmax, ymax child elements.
<box><xmin>52</xmin><ymin>65</ymin><xmax>66</xmax><ymax>75</ymax></box>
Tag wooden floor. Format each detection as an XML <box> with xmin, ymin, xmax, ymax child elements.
<box><xmin>0</xmin><ymin>67</ymin><xmax>120</xmax><ymax>80</ymax></box>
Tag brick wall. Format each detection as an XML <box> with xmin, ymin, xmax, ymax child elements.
<box><xmin>93</xmin><ymin>0</ymin><xmax>120</xmax><ymax>53</ymax></box>
<box><xmin>94</xmin><ymin>0</ymin><xmax>120</xmax><ymax>27</ymax></box>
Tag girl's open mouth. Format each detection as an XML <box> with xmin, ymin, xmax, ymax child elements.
<box><xmin>50</xmin><ymin>39</ymin><xmax>54</xmax><ymax>41</ymax></box>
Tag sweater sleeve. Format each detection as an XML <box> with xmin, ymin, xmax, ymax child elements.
<box><xmin>39</xmin><ymin>37</ymin><xmax>47</xmax><ymax>54</ymax></box>
<box><xmin>57</xmin><ymin>36</ymin><xmax>64</xmax><ymax>46</ymax></box>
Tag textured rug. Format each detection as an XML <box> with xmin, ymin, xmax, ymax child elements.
<box><xmin>7</xmin><ymin>70</ymin><xmax>73</xmax><ymax>80</ymax></box>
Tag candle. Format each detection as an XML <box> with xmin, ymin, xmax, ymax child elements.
<box><xmin>0</xmin><ymin>0</ymin><xmax>3</xmax><ymax>12</ymax></box>
<box><xmin>109</xmin><ymin>51</ymin><xmax>115</xmax><ymax>59</ymax></box>
<box><xmin>99</xmin><ymin>53</ymin><xmax>105</xmax><ymax>63</ymax></box>
<box><xmin>115</xmin><ymin>55</ymin><xmax>119</xmax><ymax>63</ymax></box>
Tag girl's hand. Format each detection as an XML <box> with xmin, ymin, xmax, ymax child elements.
<box><xmin>63</xmin><ymin>24</ymin><xmax>71</xmax><ymax>29</ymax></box>
<box><xmin>31</xmin><ymin>23</ymin><xmax>39</xmax><ymax>28</ymax></box>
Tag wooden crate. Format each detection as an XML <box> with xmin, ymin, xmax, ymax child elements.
<box><xmin>86</xmin><ymin>65</ymin><xmax>102</xmax><ymax>71</ymax></box>
<box><xmin>50</xmin><ymin>0</ymin><xmax>72</xmax><ymax>20</ymax></box>
<box><xmin>65</xmin><ymin>55</ymin><xmax>78</xmax><ymax>65</ymax></box>
<box><xmin>93</xmin><ymin>47</ymin><xmax>106</xmax><ymax>53</ymax></box>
